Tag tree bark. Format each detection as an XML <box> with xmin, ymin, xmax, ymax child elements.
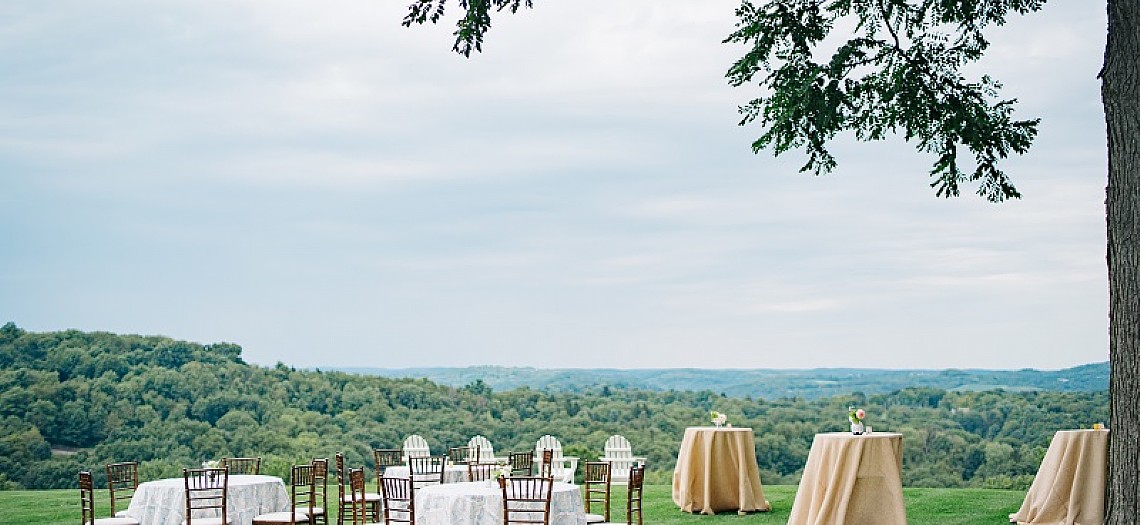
<box><xmin>1104</xmin><ymin>0</ymin><xmax>1140</xmax><ymax>523</ymax></box>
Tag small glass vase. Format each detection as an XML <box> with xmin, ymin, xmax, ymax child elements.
<box><xmin>851</xmin><ymin>422</ymin><xmax>865</xmax><ymax>435</ymax></box>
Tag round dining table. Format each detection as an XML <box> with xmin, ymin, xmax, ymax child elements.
<box><xmin>1011</xmin><ymin>428</ymin><xmax>1109</xmax><ymax>525</ymax></box>
<box><xmin>415</xmin><ymin>481</ymin><xmax>586</xmax><ymax>525</ymax></box>
<box><xmin>125</xmin><ymin>474</ymin><xmax>290</xmax><ymax>525</ymax></box>
<box><xmin>787</xmin><ymin>432</ymin><xmax>906</xmax><ymax>525</ymax></box>
<box><xmin>671</xmin><ymin>426</ymin><xmax>770</xmax><ymax>515</ymax></box>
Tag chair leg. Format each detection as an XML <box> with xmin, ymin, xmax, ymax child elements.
<box><xmin>605</xmin><ymin>488</ymin><xmax>611</xmax><ymax>522</ymax></box>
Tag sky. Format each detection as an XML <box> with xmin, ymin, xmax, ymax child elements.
<box><xmin>0</xmin><ymin>1</ymin><xmax>1109</xmax><ymax>370</ymax></box>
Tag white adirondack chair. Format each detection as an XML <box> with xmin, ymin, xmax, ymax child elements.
<box><xmin>535</xmin><ymin>434</ymin><xmax>578</xmax><ymax>484</ymax></box>
<box><xmin>403</xmin><ymin>434</ymin><xmax>431</xmax><ymax>458</ymax></box>
<box><xmin>468</xmin><ymin>435</ymin><xmax>496</xmax><ymax>462</ymax></box>
<box><xmin>599</xmin><ymin>434</ymin><xmax>647</xmax><ymax>485</ymax></box>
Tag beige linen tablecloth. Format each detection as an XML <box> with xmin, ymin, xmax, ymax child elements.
<box><xmin>787</xmin><ymin>432</ymin><xmax>906</xmax><ymax>525</ymax></box>
<box><xmin>1012</xmin><ymin>429</ymin><xmax>1108</xmax><ymax>525</ymax></box>
<box><xmin>671</xmin><ymin>426</ymin><xmax>769</xmax><ymax>515</ymax></box>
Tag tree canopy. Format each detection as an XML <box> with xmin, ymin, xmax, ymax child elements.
<box><xmin>722</xmin><ymin>0</ymin><xmax>1044</xmax><ymax>201</ymax></box>
<box><xmin>0</xmin><ymin>324</ymin><xmax>1109</xmax><ymax>491</ymax></box>
<box><xmin>403</xmin><ymin>0</ymin><xmax>1044</xmax><ymax>202</ymax></box>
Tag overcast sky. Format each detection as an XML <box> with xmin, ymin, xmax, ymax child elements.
<box><xmin>0</xmin><ymin>1</ymin><xmax>1108</xmax><ymax>370</ymax></box>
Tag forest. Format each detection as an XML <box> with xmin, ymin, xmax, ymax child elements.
<box><xmin>0</xmin><ymin>323</ymin><xmax>1108</xmax><ymax>491</ymax></box>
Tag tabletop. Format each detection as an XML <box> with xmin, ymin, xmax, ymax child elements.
<box><xmin>126</xmin><ymin>474</ymin><xmax>290</xmax><ymax>525</ymax></box>
<box><xmin>384</xmin><ymin>464</ymin><xmax>470</xmax><ymax>484</ymax></box>
<box><xmin>1012</xmin><ymin>428</ymin><xmax>1109</xmax><ymax>525</ymax></box>
<box><xmin>671</xmin><ymin>426</ymin><xmax>770</xmax><ymax>515</ymax></box>
<box><xmin>787</xmin><ymin>432</ymin><xmax>906</xmax><ymax>525</ymax></box>
<box><xmin>415</xmin><ymin>481</ymin><xmax>586</xmax><ymax>525</ymax></box>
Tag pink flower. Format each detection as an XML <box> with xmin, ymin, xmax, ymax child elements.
<box><xmin>855</xmin><ymin>409</ymin><xmax>866</xmax><ymax>420</ymax></box>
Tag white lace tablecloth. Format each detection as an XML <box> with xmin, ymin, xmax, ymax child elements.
<box><xmin>416</xmin><ymin>481</ymin><xmax>586</xmax><ymax>525</ymax></box>
<box><xmin>384</xmin><ymin>465</ymin><xmax>470</xmax><ymax>484</ymax></box>
<box><xmin>126</xmin><ymin>474</ymin><xmax>290</xmax><ymax>525</ymax></box>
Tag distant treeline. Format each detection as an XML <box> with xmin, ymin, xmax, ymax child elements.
<box><xmin>0</xmin><ymin>323</ymin><xmax>1108</xmax><ymax>491</ymax></box>
<box><xmin>337</xmin><ymin>363</ymin><xmax>1109</xmax><ymax>400</ymax></box>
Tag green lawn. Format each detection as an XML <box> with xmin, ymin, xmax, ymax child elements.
<box><xmin>3</xmin><ymin>484</ymin><xmax>1024</xmax><ymax>524</ymax></box>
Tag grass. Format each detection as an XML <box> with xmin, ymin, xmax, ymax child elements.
<box><xmin>641</xmin><ymin>485</ymin><xmax>1024</xmax><ymax>525</ymax></box>
<box><xmin>1</xmin><ymin>484</ymin><xmax>1025</xmax><ymax>524</ymax></box>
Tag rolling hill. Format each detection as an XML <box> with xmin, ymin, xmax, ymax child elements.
<box><xmin>333</xmin><ymin>362</ymin><xmax>1108</xmax><ymax>400</ymax></box>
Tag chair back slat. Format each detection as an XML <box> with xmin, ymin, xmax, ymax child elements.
<box><xmin>406</xmin><ymin>455</ymin><xmax>447</xmax><ymax>491</ymax></box>
<box><xmin>310</xmin><ymin>458</ymin><xmax>329</xmax><ymax>525</ymax></box>
<box><xmin>80</xmin><ymin>471</ymin><xmax>97</xmax><ymax>525</ymax></box>
<box><xmin>534</xmin><ymin>436</ymin><xmax>563</xmax><ymax>460</ymax></box>
<box><xmin>221</xmin><ymin>457</ymin><xmax>261</xmax><ymax>475</ymax></box>
<box><xmin>184</xmin><ymin>467</ymin><xmax>229</xmax><ymax>525</ymax></box>
<box><xmin>291</xmin><ymin>464</ymin><xmax>317</xmax><ymax>521</ymax></box>
<box><xmin>402</xmin><ymin>435</ymin><xmax>430</xmax><ymax>458</ymax></box>
<box><xmin>539</xmin><ymin>450</ymin><xmax>554</xmax><ymax>479</ymax></box>
<box><xmin>448</xmin><ymin>446</ymin><xmax>478</xmax><ymax>465</ymax></box>
<box><xmin>601</xmin><ymin>435</ymin><xmax>644</xmax><ymax>484</ymax></box>
<box><xmin>583</xmin><ymin>461</ymin><xmax>611</xmax><ymax>521</ymax></box>
<box><xmin>467</xmin><ymin>436</ymin><xmax>495</xmax><ymax>460</ymax></box>
<box><xmin>379</xmin><ymin>476</ymin><xmax>415</xmax><ymax>525</ymax></box>
<box><xmin>603</xmin><ymin>435</ymin><xmax>631</xmax><ymax>454</ymax></box>
<box><xmin>466</xmin><ymin>462</ymin><xmax>501</xmax><ymax>482</ymax></box>
<box><xmin>626</xmin><ymin>465</ymin><xmax>645</xmax><ymax>525</ymax></box>
<box><xmin>534</xmin><ymin>435</ymin><xmax>577</xmax><ymax>483</ymax></box>
<box><xmin>372</xmin><ymin>448</ymin><xmax>403</xmax><ymax>503</ymax></box>
<box><xmin>334</xmin><ymin>452</ymin><xmax>348</xmax><ymax>523</ymax></box>
<box><xmin>346</xmin><ymin>469</ymin><xmax>367</xmax><ymax>525</ymax></box>
<box><xmin>106</xmin><ymin>461</ymin><xmax>139</xmax><ymax>516</ymax></box>
<box><xmin>373</xmin><ymin>449</ymin><xmax>403</xmax><ymax>472</ymax></box>
<box><xmin>508</xmin><ymin>452</ymin><xmax>534</xmax><ymax>476</ymax></box>
<box><xmin>499</xmin><ymin>476</ymin><xmax>553</xmax><ymax>525</ymax></box>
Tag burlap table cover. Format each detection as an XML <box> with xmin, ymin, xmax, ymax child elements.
<box><xmin>671</xmin><ymin>426</ymin><xmax>769</xmax><ymax>515</ymax></box>
<box><xmin>787</xmin><ymin>432</ymin><xmax>906</xmax><ymax>525</ymax></box>
<box><xmin>1012</xmin><ymin>429</ymin><xmax>1108</xmax><ymax>525</ymax></box>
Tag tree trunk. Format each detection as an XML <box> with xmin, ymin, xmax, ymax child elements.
<box><xmin>1104</xmin><ymin>0</ymin><xmax>1140</xmax><ymax>523</ymax></box>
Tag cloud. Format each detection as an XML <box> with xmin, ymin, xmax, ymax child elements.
<box><xmin>0</xmin><ymin>0</ymin><xmax>1110</xmax><ymax>371</ymax></box>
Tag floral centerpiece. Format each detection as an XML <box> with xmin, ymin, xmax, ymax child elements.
<box><xmin>710</xmin><ymin>411</ymin><xmax>727</xmax><ymax>427</ymax></box>
<box><xmin>201</xmin><ymin>460</ymin><xmax>221</xmax><ymax>482</ymax></box>
<box><xmin>488</xmin><ymin>465</ymin><xmax>512</xmax><ymax>487</ymax></box>
<box><xmin>848</xmin><ymin>406</ymin><xmax>866</xmax><ymax>435</ymax></box>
